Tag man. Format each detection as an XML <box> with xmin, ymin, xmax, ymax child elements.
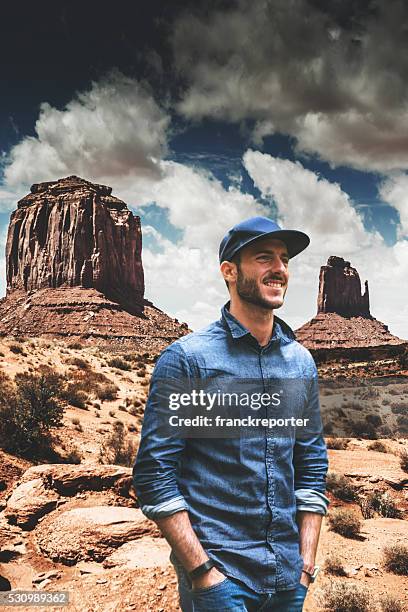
<box><xmin>133</xmin><ymin>216</ymin><xmax>329</xmax><ymax>612</ymax></box>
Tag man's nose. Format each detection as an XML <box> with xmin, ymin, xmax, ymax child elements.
<box><xmin>270</xmin><ymin>255</ymin><xmax>287</xmax><ymax>275</ymax></box>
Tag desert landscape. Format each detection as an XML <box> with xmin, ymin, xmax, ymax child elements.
<box><xmin>0</xmin><ymin>177</ymin><xmax>407</xmax><ymax>612</ymax></box>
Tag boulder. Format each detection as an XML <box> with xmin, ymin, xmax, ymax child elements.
<box><xmin>20</xmin><ymin>464</ymin><xmax>132</xmax><ymax>495</ymax></box>
<box><xmin>35</xmin><ymin>506</ymin><xmax>156</xmax><ymax>564</ymax></box>
<box><xmin>103</xmin><ymin>537</ymin><xmax>170</xmax><ymax>569</ymax></box>
<box><xmin>4</xmin><ymin>479</ymin><xmax>60</xmax><ymax>529</ymax></box>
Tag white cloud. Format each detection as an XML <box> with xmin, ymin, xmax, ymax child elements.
<box><xmin>3</xmin><ymin>71</ymin><xmax>170</xmax><ymax>196</ymax></box>
<box><xmin>379</xmin><ymin>174</ymin><xmax>408</xmax><ymax>238</ymax></box>
<box><xmin>173</xmin><ymin>0</ymin><xmax>408</xmax><ymax>172</ymax></box>
<box><xmin>242</xmin><ymin>150</ymin><xmax>408</xmax><ymax>339</ymax></box>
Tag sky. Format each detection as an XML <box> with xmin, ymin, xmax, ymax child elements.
<box><xmin>1</xmin><ymin>0</ymin><xmax>408</xmax><ymax>337</ymax></box>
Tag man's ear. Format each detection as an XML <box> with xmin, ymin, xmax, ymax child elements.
<box><xmin>220</xmin><ymin>260</ymin><xmax>238</xmax><ymax>284</ymax></box>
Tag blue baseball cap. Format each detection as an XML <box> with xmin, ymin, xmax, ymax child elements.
<box><xmin>219</xmin><ymin>216</ymin><xmax>310</xmax><ymax>263</ymax></box>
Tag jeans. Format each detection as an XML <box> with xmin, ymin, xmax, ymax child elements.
<box><xmin>177</xmin><ymin>573</ymin><xmax>308</xmax><ymax>612</ymax></box>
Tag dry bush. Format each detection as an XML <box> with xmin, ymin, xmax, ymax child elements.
<box><xmin>326</xmin><ymin>438</ymin><xmax>349</xmax><ymax>450</ymax></box>
<box><xmin>64</xmin><ymin>447</ymin><xmax>82</xmax><ymax>464</ymax></box>
<box><xmin>390</xmin><ymin>403</ymin><xmax>407</xmax><ymax>414</ymax></box>
<box><xmin>365</xmin><ymin>413</ymin><xmax>382</xmax><ymax>427</ymax></box>
<box><xmin>324</xmin><ymin>554</ymin><xmax>346</xmax><ymax>576</ymax></box>
<box><xmin>62</xmin><ymin>384</ymin><xmax>88</xmax><ymax>409</ymax></box>
<box><xmin>368</xmin><ymin>440</ymin><xmax>388</xmax><ymax>453</ymax></box>
<box><xmin>400</xmin><ymin>450</ymin><xmax>408</xmax><ymax>473</ymax></box>
<box><xmin>364</xmin><ymin>491</ymin><xmax>402</xmax><ymax>519</ymax></box>
<box><xmin>67</xmin><ymin>342</ymin><xmax>83</xmax><ymax>350</ymax></box>
<box><xmin>349</xmin><ymin>420</ymin><xmax>377</xmax><ymax>439</ymax></box>
<box><xmin>317</xmin><ymin>581</ymin><xmax>372</xmax><ymax>612</ymax></box>
<box><xmin>99</xmin><ymin>421</ymin><xmax>137</xmax><ymax>467</ymax></box>
<box><xmin>326</xmin><ymin>472</ymin><xmax>358</xmax><ymax>502</ymax></box>
<box><xmin>328</xmin><ymin>509</ymin><xmax>362</xmax><ymax>538</ymax></box>
<box><xmin>383</xmin><ymin>544</ymin><xmax>408</xmax><ymax>575</ymax></box>
<box><xmin>107</xmin><ymin>357</ymin><xmax>131</xmax><ymax>371</ymax></box>
<box><xmin>96</xmin><ymin>383</ymin><xmax>118</xmax><ymax>401</ymax></box>
<box><xmin>380</xmin><ymin>593</ymin><xmax>404</xmax><ymax>612</ymax></box>
<box><xmin>65</xmin><ymin>357</ymin><xmax>90</xmax><ymax>369</ymax></box>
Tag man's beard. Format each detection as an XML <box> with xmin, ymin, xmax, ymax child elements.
<box><xmin>236</xmin><ymin>267</ymin><xmax>285</xmax><ymax>310</ymax></box>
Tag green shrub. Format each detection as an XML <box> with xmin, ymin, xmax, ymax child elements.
<box><xmin>326</xmin><ymin>472</ymin><xmax>358</xmax><ymax>502</ymax></box>
<box><xmin>0</xmin><ymin>371</ymin><xmax>64</xmax><ymax>456</ymax></box>
<box><xmin>383</xmin><ymin>544</ymin><xmax>408</xmax><ymax>575</ymax></box>
<box><xmin>328</xmin><ymin>509</ymin><xmax>362</xmax><ymax>538</ymax></box>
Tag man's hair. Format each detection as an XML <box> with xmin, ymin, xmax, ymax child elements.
<box><xmin>224</xmin><ymin>251</ymin><xmax>241</xmax><ymax>289</ymax></box>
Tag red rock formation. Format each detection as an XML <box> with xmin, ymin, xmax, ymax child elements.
<box><xmin>317</xmin><ymin>256</ymin><xmax>370</xmax><ymax>317</ymax></box>
<box><xmin>296</xmin><ymin>256</ymin><xmax>407</xmax><ymax>363</ymax></box>
<box><xmin>0</xmin><ymin>176</ymin><xmax>189</xmax><ymax>349</ymax></box>
<box><xmin>6</xmin><ymin>176</ymin><xmax>144</xmax><ymax>311</ymax></box>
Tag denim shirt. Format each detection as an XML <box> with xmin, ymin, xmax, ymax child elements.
<box><xmin>133</xmin><ymin>303</ymin><xmax>329</xmax><ymax>594</ymax></box>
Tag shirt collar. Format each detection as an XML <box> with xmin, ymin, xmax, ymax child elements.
<box><xmin>220</xmin><ymin>301</ymin><xmax>296</xmax><ymax>345</ymax></box>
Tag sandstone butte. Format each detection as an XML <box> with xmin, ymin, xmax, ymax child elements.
<box><xmin>296</xmin><ymin>256</ymin><xmax>407</xmax><ymax>363</ymax></box>
<box><xmin>0</xmin><ymin>175</ymin><xmax>188</xmax><ymax>350</ymax></box>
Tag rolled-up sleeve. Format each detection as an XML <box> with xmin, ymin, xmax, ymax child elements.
<box><xmin>133</xmin><ymin>342</ymin><xmax>191</xmax><ymax>520</ymax></box>
<box><xmin>293</xmin><ymin>360</ymin><xmax>329</xmax><ymax>514</ymax></box>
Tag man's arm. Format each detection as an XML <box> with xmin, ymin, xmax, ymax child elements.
<box><xmin>296</xmin><ymin>511</ymin><xmax>323</xmax><ymax>587</ymax></box>
<box><xmin>155</xmin><ymin>511</ymin><xmax>226</xmax><ymax>589</ymax></box>
<box><xmin>293</xmin><ymin>361</ymin><xmax>329</xmax><ymax>586</ymax></box>
<box><xmin>133</xmin><ymin>343</ymin><xmax>225</xmax><ymax>589</ymax></box>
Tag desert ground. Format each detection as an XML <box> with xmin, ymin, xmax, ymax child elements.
<box><xmin>0</xmin><ymin>336</ymin><xmax>407</xmax><ymax>612</ymax></box>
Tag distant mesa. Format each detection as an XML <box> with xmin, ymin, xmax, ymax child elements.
<box><xmin>296</xmin><ymin>256</ymin><xmax>406</xmax><ymax>362</ymax></box>
<box><xmin>0</xmin><ymin>176</ymin><xmax>188</xmax><ymax>350</ymax></box>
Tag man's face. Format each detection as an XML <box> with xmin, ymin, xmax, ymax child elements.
<box><xmin>234</xmin><ymin>238</ymin><xmax>289</xmax><ymax>310</ymax></box>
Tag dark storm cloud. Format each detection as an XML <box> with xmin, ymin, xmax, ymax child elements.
<box><xmin>171</xmin><ymin>0</ymin><xmax>408</xmax><ymax>171</ymax></box>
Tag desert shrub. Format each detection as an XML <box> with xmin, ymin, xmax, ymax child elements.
<box><xmin>364</xmin><ymin>491</ymin><xmax>402</xmax><ymax>519</ymax></box>
<box><xmin>67</xmin><ymin>342</ymin><xmax>83</xmax><ymax>350</ymax></box>
<box><xmin>324</xmin><ymin>554</ymin><xmax>346</xmax><ymax>576</ymax></box>
<box><xmin>326</xmin><ymin>438</ymin><xmax>349</xmax><ymax>450</ymax></box>
<box><xmin>328</xmin><ymin>509</ymin><xmax>362</xmax><ymax>538</ymax></box>
<box><xmin>326</xmin><ymin>472</ymin><xmax>358</xmax><ymax>502</ymax></box>
<box><xmin>66</xmin><ymin>357</ymin><xmax>90</xmax><ymax>370</ymax></box>
<box><xmin>108</xmin><ymin>410</ymin><xmax>116</xmax><ymax>418</ymax></box>
<box><xmin>360</xmin><ymin>386</ymin><xmax>380</xmax><ymax>400</ymax></box>
<box><xmin>368</xmin><ymin>440</ymin><xmax>388</xmax><ymax>452</ymax></box>
<box><xmin>64</xmin><ymin>447</ymin><xmax>82</xmax><ymax>464</ymax></box>
<box><xmin>317</xmin><ymin>581</ymin><xmax>372</xmax><ymax>612</ymax></box>
<box><xmin>118</xmin><ymin>405</ymin><xmax>127</xmax><ymax>412</ymax></box>
<box><xmin>96</xmin><ymin>383</ymin><xmax>118</xmax><ymax>401</ymax></box>
<box><xmin>107</xmin><ymin>357</ymin><xmax>131</xmax><ymax>371</ymax></box>
<box><xmin>388</xmin><ymin>387</ymin><xmax>401</xmax><ymax>395</ymax></box>
<box><xmin>400</xmin><ymin>450</ymin><xmax>408</xmax><ymax>473</ymax></box>
<box><xmin>0</xmin><ymin>371</ymin><xmax>64</xmax><ymax>456</ymax></box>
<box><xmin>349</xmin><ymin>420</ymin><xmax>377</xmax><ymax>439</ymax></box>
<box><xmin>396</xmin><ymin>415</ymin><xmax>408</xmax><ymax>433</ymax></box>
<box><xmin>71</xmin><ymin>418</ymin><xmax>80</xmax><ymax>426</ymax></box>
<box><xmin>99</xmin><ymin>421</ymin><xmax>137</xmax><ymax>467</ymax></box>
<box><xmin>8</xmin><ymin>343</ymin><xmax>25</xmax><ymax>355</ymax></box>
<box><xmin>390</xmin><ymin>403</ymin><xmax>407</xmax><ymax>414</ymax></box>
<box><xmin>383</xmin><ymin>544</ymin><xmax>408</xmax><ymax>575</ymax></box>
<box><xmin>62</xmin><ymin>384</ymin><xmax>88</xmax><ymax>409</ymax></box>
<box><xmin>380</xmin><ymin>593</ymin><xmax>405</xmax><ymax>612</ymax></box>
<box><xmin>365</xmin><ymin>413</ymin><xmax>382</xmax><ymax>427</ymax></box>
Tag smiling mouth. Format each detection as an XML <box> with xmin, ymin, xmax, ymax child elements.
<box><xmin>263</xmin><ymin>279</ymin><xmax>284</xmax><ymax>288</ymax></box>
